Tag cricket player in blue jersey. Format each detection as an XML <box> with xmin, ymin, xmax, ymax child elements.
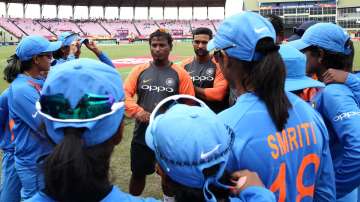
<box><xmin>26</xmin><ymin>59</ymin><xmax>160</xmax><ymax>202</ymax></box>
<box><xmin>316</xmin><ymin>40</ymin><xmax>360</xmax><ymax>103</ymax></box>
<box><xmin>146</xmin><ymin>94</ymin><xmax>276</xmax><ymax>202</ymax></box>
<box><xmin>279</xmin><ymin>44</ymin><xmax>325</xmax><ymax>103</ymax></box>
<box><xmin>289</xmin><ymin>23</ymin><xmax>360</xmax><ymax>201</ymax></box>
<box><xmin>52</xmin><ymin>31</ymin><xmax>114</xmax><ymax>67</ymax></box>
<box><xmin>0</xmin><ymin>89</ymin><xmax>21</xmax><ymax>202</ymax></box>
<box><xmin>3</xmin><ymin>35</ymin><xmax>62</xmax><ymax>200</ymax></box>
<box><xmin>208</xmin><ymin>12</ymin><xmax>336</xmax><ymax>202</ymax></box>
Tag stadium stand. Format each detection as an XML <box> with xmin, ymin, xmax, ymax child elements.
<box><xmin>1</xmin><ymin>0</ymin><xmax>358</xmax><ymax>42</ymax></box>
<box><xmin>212</xmin><ymin>19</ymin><xmax>221</xmax><ymax>31</ymax></box>
<box><xmin>337</xmin><ymin>0</ymin><xmax>360</xmax><ymax>38</ymax></box>
<box><xmin>12</xmin><ymin>18</ymin><xmax>54</xmax><ymax>38</ymax></box>
<box><xmin>133</xmin><ymin>20</ymin><xmax>159</xmax><ymax>39</ymax></box>
<box><xmin>100</xmin><ymin>20</ymin><xmax>139</xmax><ymax>39</ymax></box>
<box><xmin>38</xmin><ymin>19</ymin><xmax>83</xmax><ymax>36</ymax></box>
<box><xmin>0</xmin><ymin>17</ymin><xmax>26</xmax><ymax>38</ymax></box>
<box><xmin>191</xmin><ymin>20</ymin><xmax>216</xmax><ymax>34</ymax></box>
<box><xmin>243</xmin><ymin>0</ymin><xmax>337</xmax><ymax>35</ymax></box>
<box><xmin>157</xmin><ymin>20</ymin><xmax>192</xmax><ymax>38</ymax></box>
<box><xmin>76</xmin><ymin>20</ymin><xmax>110</xmax><ymax>37</ymax></box>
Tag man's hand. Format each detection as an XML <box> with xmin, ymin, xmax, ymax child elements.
<box><xmin>134</xmin><ymin>111</ymin><xmax>151</xmax><ymax>123</ymax></box>
<box><xmin>323</xmin><ymin>68</ymin><xmax>349</xmax><ymax>84</ymax></box>
<box><xmin>85</xmin><ymin>40</ymin><xmax>102</xmax><ymax>56</ymax></box>
<box><xmin>229</xmin><ymin>169</ymin><xmax>264</xmax><ymax>196</ymax></box>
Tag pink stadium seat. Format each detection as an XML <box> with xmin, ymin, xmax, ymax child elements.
<box><xmin>134</xmin><ymin>20</ymin><xmax>159</xmax><ymax>38</ymax></box>
<box><xmin>0</xmin><ymin>17</ymin><xmax>222</xmax><ymax>39</ymax></box>
<box><xmin>212</xmin><ymin>20</ymin><xmax>221</xmax><ymax>31</ymax></box>
<box><xmin>0</xmin><ymin>17</ymin><xmax>26</xmax><ymax>38</ymax></box>
<box><xmin>13</xmin><ymin>18</ymin><xmax>54</xmax><ymax>38</ymax></box>
<box><xmin>76</xmin><ymin>21</ymin><xmax>109</xmax><ymax>37</ymax></box>
<box><xmin>39</xmin><ymin>20</ymin><xmax>82</xmax><ymax>36</ymax></box>
<box><xmin>100</xmin><ymin>20</ymin><xmax>138</xmax><ymax>39</ymax></box>
<box><xmin>157</xmin><ymin>20</ymin><xmax>192</xmax><ymax>38</ymax></box>
<box><xmin>191</xmin><ymin>20</ymin><xmax>216</xmax><ymax>34</ymax></box>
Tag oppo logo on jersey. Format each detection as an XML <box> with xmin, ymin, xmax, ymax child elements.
<box><xmin>141</xmin><ymin>85</ymin><xmax>174</xmax><ymax>93</ymax></box>
<box><xmin>191</xmin><ymin>75</ymin><xmax>214</xmax><ymax>82</ymax></box>
<box><xmin>333</xmin><ymin>111</ymin><xmax>360</xmax><ymax>121</ymax></box>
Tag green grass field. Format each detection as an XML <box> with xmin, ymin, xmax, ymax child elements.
<box><xmin>0</xmin><ymin>41</ymin><xmax>359</xmax><ymax>198</ymax></box>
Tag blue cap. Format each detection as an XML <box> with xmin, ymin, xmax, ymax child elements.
<box><xmin>287</xmin><ymin>21</ymin><xmax>317</xmax><ymax>42</ymax></box>
<box><xmin>15</xmin><ymin>35</ymin><xmax>62</xmax><ymax>62</ymax></box>
<box><xmin>280</xmin><ymin>45</ymin><xmax>324</xmax><ymax>91</ymax></box>
<box><xmin>207</xmin><ymin>12</ymin><xmax>276</xmax><ymax>61</ymax></box>
<box><xmin>58</xmin><ymin>32</ymin><xmax>79</xmax><ymax>46</ymax></box>
<box><xmin>39</xmin><ymin>58</ymin><xmax>125</xmax><ymax>146</ymax></box>
<box><xmin>146</xmin><ymin>103</ymin><xmax>234</xmax><ymax>201</ymax></box>
<box><xmin>288</xmin><ymin>23</ymin><xmax>351</xmax><ymax>55</ymax></box>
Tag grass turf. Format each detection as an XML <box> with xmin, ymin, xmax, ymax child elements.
<box><xmin>0</xmin><ymin>41</ymin><xmax>359</xmax><ymax>198</ymax></box>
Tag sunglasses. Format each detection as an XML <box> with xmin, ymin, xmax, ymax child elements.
<box><xmin>36</xmin><ymin>93</ymin><xmax>124</xmax><ymax>122</ymax></box>
<box><xmin>213</xmin><ymin>45</ymin><xmax>236</xmax><ymax>62</ymax></box>
<box><xmin>150</xmin><ymin>94</ymin><xmax>209</xmax><ymax>123</ymax></box>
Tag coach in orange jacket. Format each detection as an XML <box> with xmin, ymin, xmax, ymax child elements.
<box><xmin>124</xmin><ymin>29</ymin><xmax>194</xmax><ymax>198</ymax></box>
<box><xmin>181</xmin><ymin>27</ymin><xmax>229</xmax><ymax>113</ymax></box>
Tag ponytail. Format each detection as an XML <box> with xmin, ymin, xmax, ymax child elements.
<box><xmin>3</xmin><ymin>54</ymin><xmax>32</xmax><ymax>83</ymax></box>
<box><xmin>251</xmin><ymin>38</ymin><xmax>291</xmax><ymax>131</ymax></box>
<box><xmin>3</xmin><ymin>54</ymin><xmax>21</xmax><ymax>83</ymax></box>
<box><xmin>43</xmin><ymin>127</ymin><xmax>113</xmax><ymax>202</ymax></box>
<box><xmin>229</xmin><ymin>37</ymin><xmax>292</xmax><ymax>131</ymax></box>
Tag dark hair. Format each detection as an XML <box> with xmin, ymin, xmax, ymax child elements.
<box><xmin>167</xmin><ymin>164</ymin><xmax>229</xmax><ymax>202</ymax></box>
<box><xmin>230</xmin><ymin>38</ymin><xmax>291</xmax><ymax>131</ymax></box>
<box><xmin>3</xmin><ymin>54</ymin><xmax>32</xmax><ymax>83</ymax></box>
<box><xmin>266</xmin><ymin>14</ymin><xmax>284</xmax><ymax>38</ymax></box>
<box><xmin>192</xmin><ymin>27</ymin><xmax>213</xmax><ymax>40</ymax></box>
<box><xmin>53</xmin><ymin>46</ymin><xmax>70</xmax><ymax>60</ymax></box>
<box><xmin>304</xmin><ymin>41</ymin><xmax>352</xmax><ymax>71</ymax></box>
<box><xmin>43</xmin><ymin>127</ymin><xmax>117</xmax><ymax>202</ymax></box>
<box><xmin>149</xmin><ymin>29</ymin><xmax>173</xmax><ymax>47</ymax></box>
<box><xmin>344</xmin><ymin>40</ymin><xmax>355</xmax><ymax>72</ymax></box>
<box><xmin>52</xmin><ymin>48</ymin><xmax>63</xmax><ymax>60</ymax></box>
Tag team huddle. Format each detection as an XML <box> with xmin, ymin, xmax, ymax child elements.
<box><xmin>0</xmin><ymin>11</ymin><xmax>359</xmax><ymax>202</ymax></box>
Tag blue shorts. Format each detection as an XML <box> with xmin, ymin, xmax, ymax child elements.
<box><xmin>1</xmin><ymin>151</ymin><xmax>21</xmax><ymax>202</ymax></box>
<box><xmin>15</xmin><ymin>162</ymin><xmax>44</xmax><ymax>200</ymax></box>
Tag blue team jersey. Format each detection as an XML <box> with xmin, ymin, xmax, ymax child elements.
<box><xmin>315</xmin><ymin>83</ymin><xmax>360</xmax><ymax>198</ymax></box>
<box><xmin>25</xmin><ymin>186</ymin><xmax>276</xmax><ymax>202</ymax></box>
<box><xmin>219</xmin><ymin>92</ymin><xmax>335</xmax><ymax>202</ymax></box>
<box><xmin>344</xmin><ymin>73</ymin><xmax>360</xmax><ymax>103</ymax></box>
<box><xmin>8</xmin><ymin>74</ymin><xmax>53</xmax><ymax>166</ymax></box>
<box><xmin>25</xmin><ymin>186</ymin><xmax>160</xmax><ymax>202</ymax></box>
<box><xmin>51</xmin><ymin>54</ymin><xmax>76</xmax><ymax>66</ymax></box>
<box><xmin>0</xmin><ymin>89</ymin><xmax>15</xmax><ymax>152</ymax></box>
<box><xmin>51</xmin><ymin>52</ymin><xmax>115</xmax><ymax>68</ymax></box>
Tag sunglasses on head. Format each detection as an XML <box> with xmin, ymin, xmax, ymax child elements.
<box><xmin>213</xmin><ymin>45</ymin><xmax>236</xmax><ymax>62</ymax></box>
<box><xmin>36</xmin><ymin>93</ymin><xmax>124</xmax><ymax>123</ymax></box>
<box><xmin>150</xmin><ymin>94</ymin><xmax>209</xmax><ymax>123</ymax></box>
<box><xmin>149</xmin><ymin>95</ymin><xmax>234</xmax><ymax>167</ymax></box>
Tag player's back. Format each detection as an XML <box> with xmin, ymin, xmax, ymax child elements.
<box><xmin>219</xmin><ymin>92</ymin><xmax>335</xmax><ymax>202</ymax></box>
<box><xmin>0</xmin><ymin>89</ymin><xmax>15</xmax><ymax>152</ymax></box>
